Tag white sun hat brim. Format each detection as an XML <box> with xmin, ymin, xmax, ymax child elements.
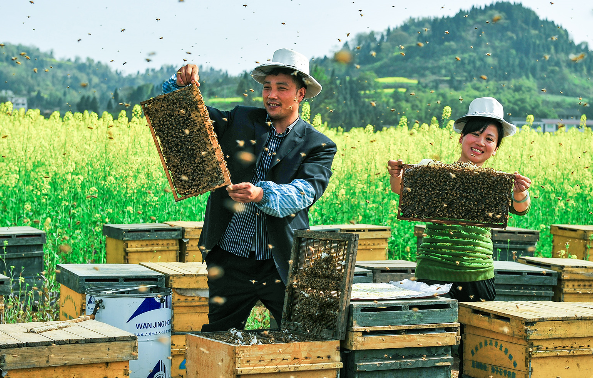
<box><xmin>454</xmin><ymin>97</ymin><xmax>516</xmax><ymax>137</ymax></box>
<box><xmin>251</xmin><ymin>48</ymin><xmax>322</xmax><ymax>99</ymax></box>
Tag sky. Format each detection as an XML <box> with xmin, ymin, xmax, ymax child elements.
<box><xmin>2</xmin><ymin>0</ymin><xmax>593</xmax><ymax>77</ymax></box>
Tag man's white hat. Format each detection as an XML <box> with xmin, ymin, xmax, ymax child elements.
<box><xmin>454</xmin><ymin>97</ymin><xmax>516</xmax><ymax>137</ymax></box>
<box><xmin>251</xmin><ymin>48</ymin><xmax>322</xmax><ymax>99</ymax></box>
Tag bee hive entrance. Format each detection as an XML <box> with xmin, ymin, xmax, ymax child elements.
<box><xmin>398</xmin><ymin>162</ymin><xmax>514</xmax><ymax>228</ymax></box>
<box><xmin>141</xmin><ymin>84</ymin><xmax>231</xmax><ymax>201</ymax></box>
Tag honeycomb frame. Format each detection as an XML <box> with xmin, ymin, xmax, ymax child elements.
<box><xmin>141</xmin><ymin>84</ymin><xmax>231</xmax><ymax>201</ymax></box>
<box><xmin>397</xmin><ymin>162</ymin><xmax>515</xmax><ymax>228</ymax></box>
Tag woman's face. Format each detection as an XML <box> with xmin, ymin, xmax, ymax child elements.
<box><xmin>458</xmin><ymin>124</ymin><xmax>499</xmax><ymax>166</ymax></box>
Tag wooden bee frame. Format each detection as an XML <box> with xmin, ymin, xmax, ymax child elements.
<box><xmin>398</xmin><ymin>163</ymin><xmax>514</xmax><ymax>228</ymax></box>
<box><xmin>141</xmin><ymin>85</ymin><xmax>231</xmax><ymax>202</ymax></box>
<box><xmin>282</xmin><ymin>230</ymin><xmax>359</xmax><ymax>341</ymax></box>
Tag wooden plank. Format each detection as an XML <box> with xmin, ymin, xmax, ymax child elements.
<box><xmin>348</xmin><ymin>298</ymin><xmax>458</xmax><ymax>328</ymax></box>
<box><xmin>172</xmin><ymin>307</ymin><xmax>209</xmax><ymax>332</ymax></box>
<box><xmin>350</xmin><ymin>322</ymin><xmax>459</xmax><ymax>332</ymax></box>
<box><xmin>343</xmin><ymin>328</ymin><xmax>459</xmax><ymax>350</ymax></box>
<box><xmin>355</xmin><ymin>249</ymin><xmax>387</xmax><ymax>261</ymax></box>
<box><xmin>186</xmin><ymin>334</ymin><xmax>237</xmax><ymax>377</ymax></box>
<box><xmin>140</xmin><ymin>262</ymin><xmax>208</xmax><ymax>289</ymax></box>
<box><xmin>0</xmin><ymin>340</ymin><xmax>137</xmax><ymax>370</ymax></box>
<box><xmin>3</xmin><ymin>360</ymin><xmax>130</xmax><ymax>378</ymax></box>
<box><xmin>172</xmin><ymin>290</ymin><xmax>209</xmax><ymax>305</ymax></box>
<box><xmin>0</xmin><ymin>324</ymin><xmax>54</xmax><ymax>347</ymax></box>
<box><xmin>237</xmin><ymin>362</ymin><xmax>342</xmax><ymax>374</ymax></box>
<box><xmin>105</xmin><ymin>237</ymin><xmax>125</xmax><ymax>264</ymax></box>
<box><xmin>76</xmin><ymin>320</ymin><xmax>136</xmax><ymax>341</ymax></box>
<box><xmin>165</xmin><ymin>221</ymin><xmax>204</xmax><ymax>239</ymax></box>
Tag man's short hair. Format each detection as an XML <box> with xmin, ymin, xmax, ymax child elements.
<box><xmin>264</xmin><ymin>67</ymin><xmax>307</xmax><ymax>91</ymax></box>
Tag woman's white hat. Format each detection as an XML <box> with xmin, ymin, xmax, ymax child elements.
<box><xmin>454</xmin><ymin>97</ymin><xmax>516</xmax><ymax>137</ymax></box>
<box><xmin>251</xmin><ymin>48</ymin><xmax>322</xmax><ymax>99</ymax></box>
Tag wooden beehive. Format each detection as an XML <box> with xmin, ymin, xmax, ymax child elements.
<box><xmin>355</xmin><ymin>260</ymin><xmax>416</xmax><ymax>283</ymax></box>
<box><xmin>0</xmin><ymin>319</ymin><xmax>137</xmax><ymax>377</ymax></box>
<box><xmin>165</xmin><ymin>221</ymin><xmax>204</xmax><ymax>262</ymax></box>
<box><xmin>398</xmin><ymin>162</ymin><xmax>514</xmax><ymax>228</ymax></box>
<box><xmin>103</xmin><ymin>223</ymin><xmax>182</xmax><ymax>264</ymax></box>
<box><xmin>141</xmin><ymin>84</ymin><xmax>231</xmax><ymax>201</ymax></box>
<box><xmin>341</xmin><ymin>296</ymin><xmax>458</xmax><ymax>377</ymax></box>
<box><xmin>517</xmin><ymin>256</ymin><xmax>593</xmax><ymax>302</ymax></box>
<box><xmin>310</xmin><ymin>224</ymin><xmax>390</xmax><ymax>260</ymax></box>
<box><xmin>550</xmin><ymin>224</ymin><xmax>593</xmax><ymax>261</ymax></box>
<box><xmin>493</xmin><ymin>261</ymin><xmax>557</xmax><ymax>301</ymax></box>
<box><xmin>185</xmin><ymin>230</ymin><xmax>359</xmax><ymax>378</ymax></box>
<box><xmin>0</xmin><ymin>274</ymin><xmax>9</xmax><ymax>323</ymax></box>
<box><xmin>0</xmin><ymin>227</ymin><xmax>45</xmax><ymax>299</ymax></box>
<box><xmin>55</xmin><ymin>263</ymin><xmax>165</xmax><ymax>320</ymax></box>
<box><xmin>459</xmin><ymin>301</ymin><xmax>593</xmax><ymax>378</ymax></box>
<box><xmin>139</xmin><ymin>262</ymin><xmax>208</xmax><ymax>332</ymax></box>
<box><xmin>353</xmin><ymin>267</ymin><xmax>373</xmax><ymax>284</ymax></box>
<box><xmin>171</xmin><ymin>333</ymin><xmax>187</xmax><ymax>378</ymax></box>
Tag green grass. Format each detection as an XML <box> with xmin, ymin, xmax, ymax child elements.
<box><xmin>375</xmin><ymin>77</ymin><xmax>419</xmax><ymax>85</ymax></box>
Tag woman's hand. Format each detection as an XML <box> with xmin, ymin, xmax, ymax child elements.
<box><xmin>387</xmin><ymin>160</ymin><xmax>404</xmax><ymax>195</ymax></box>
<box><xmin>512</xmin><ymin>172</ymin><xmax>531</xmax><ymax>212</ymax></box>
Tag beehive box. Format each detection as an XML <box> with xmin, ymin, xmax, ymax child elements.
<box><xmin>310</xmin><ymin>224</ymin><xmax>390</xmax><ymax>260</ymax></box>
<box><xmin>550</xmin><ymin>224</ymin><xmax>593</xmax><ymax>261</ymax></box>
<box><xmin>415</xmin><ymin>224</ymin><xmax>539</xmax><ymax>261</ymax></box>
<box><xmin>0</xmin><ymin>226</ymin><xmax>45</xmax><ymax>280</ymax></box>
<box><xmin>0</xmin><ymin>319</ymin><xmax>137</xmax><ymax>377</ymax></box>
<box><xmin>0</xmin><ymin>274</ymin><xmax>9</xmax><ymax>323</ymax></box>
<box><xmin>140</xmin><ymin>262</ymin><xmax>208</xmax><ymax>333</ymax></box>
<box><xmin>141</xmin><ymin>84</ymin><xmax>231</xmax><ymax>202</ymax></box>
<box><xmin>165</xmin><ymin>221</ymin><xmax>204</xmax><ymax>262</ymax></box>
<box><xmin>518</xmin><ymin>256</ymin><xmax>593</xmax><ymax>302</ymax></box>
<box><xmin>398</xmin><ymin>162</ymin><xmax>514</xmax><ymax>228</ymax></box>
<box><xmin>185</xmin><ymin>230</ymin><xmax>359</xmax><ymax>378</ymax></box>
<box><xmin>341</xmin><ymin>297</ymin><xmax>458</xmax><ymax>377</ymax></box>
<box><xmin>459</xmin><ymin>301</ymin><xmax>593</xmax><ymax>378</ymax></box>
<box><xmin>103</xmin><ymin>223</ymin><xmax>182</xmax><ymax>264</ymax></box>
<box><xmin>355</xmin><ymin>260</ymin><xmax>416</xmax><ymax>283</ymax></box>
<box><xmin>55</xmin><ymin>263</ymin><xmax>165</xmax><ymax>320</ymax></box>
<box><xmin>493</xmin><ymin>261</ymin><xmax>557</xmax><ymax>301</ymax></box>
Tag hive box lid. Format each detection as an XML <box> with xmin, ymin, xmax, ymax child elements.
<box><xmin>139</xmin><ymin>262</ymin><xmax>208</xmax><ymax>290</ymax></box>
<box><xmin>459</xmin><ymin>301</ymin><xmax>593</xmax><ymax>339</ymax></box>
<box><xmin>493</xmin><ymin>261</ymin><xmax>556</xmax><ymax>275</ymax></box>
<box><xmin>518</xmin><ymin>256</ymin><xmax>593</xmax><ymax>270</ymax></box>
<box><xmin>56</xmin><ymin>264</ymin><xmax>165</xmax><ymax>293</ymax></box>
<box><xmin>355</xmin><ymin>260</ymin><xmax>417</xmax><ymax>271</ymax></box>
<box><xmin>0</xmin><ymin>226</ymin><xmax>46</xmax><ymax>246</ymax></box>
<box><xmin>282</xmin><ymin>230</ymin><xmax>359</xmax><ymax>341</ymax></box>
<box><xmin>103</xmin><ymin>223</ymin><xmax>182</xmax><ymax>240</ymax></box>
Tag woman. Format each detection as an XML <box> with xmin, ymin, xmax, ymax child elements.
<box><xmin>387</xmin><ymin>97</ymin><xmax>531</xmax><ymax>374</ymax></box>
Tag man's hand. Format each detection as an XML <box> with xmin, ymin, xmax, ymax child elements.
<box><xmin>227</xmin><ymin>183</ymin><xmax>264</xmax><ymax>203</ymax></box>
<box><xmin>176</xmin><ymin>64</ymin><xmax>200</xmax><ymax>87</ymax></box>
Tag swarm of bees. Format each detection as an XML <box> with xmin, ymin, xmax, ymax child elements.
<box><xmin>398</xmin><ymin>161</ymin><xmax>515</xmax><ymax>228</ymax></box>
<box><xmin>141</xmin><ymin>85</ymin><xmax>231</xmax><ymax>201</ymax></box>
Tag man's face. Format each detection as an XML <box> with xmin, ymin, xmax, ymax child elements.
<box><xmin>262</xmin><ymin>73</ymin><xmax>306</xmax><ymax>122</ymax></box>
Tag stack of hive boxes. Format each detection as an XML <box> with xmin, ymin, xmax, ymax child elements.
<box><xmin>140</xmin><ymin>262</ymin><xmax>209</xmax><ymax>378</ymax></box>
<box><xmin>355</xmin><ymin>260</ymin><xmax>416</xmax><ymax>283</ymax></box>
<box><xmin>459</xmin><ymin>301</ymin><xmax>593</xmax><ymax>378</ymax></box>
<box><xmin>341</xmin><ymin>296</ymin><xmax>459</xmax><ymax>377</ymax></box>
<box><xmin>311</xmin><ymin>224</ymin><xmax>391</xmax><ymax>260</ymax></box>
<box><xmin>518</xmin><ymin>256</ymin><xmax>593</xmax><ymax>302</ymax></box>
<box><xmin>165</xmin><ymin>221</ymin><xmax>204</xmax><ymax>262</ymax></box>
<box><xmin>550</xmin><ymin>224</ymin><xmax>593</xmax><ymax>260</ymax></box>
<box><xmin>0</xmin><ymin>274</ymin><xmax>9</xmax><ymax>322</ymax></box>
<box><xmin>103</xmin><ymin>223</ymin><xmax>182</xmax><ymax>264</ymax></box>
<box><xmin>493</xmin><ymin>261</ymin><xmax>557</xmax><ymax>301</ymax></box>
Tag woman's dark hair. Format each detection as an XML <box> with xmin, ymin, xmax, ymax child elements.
<box><xmin>264</xmin><ymin>67</ymin><xmax>307</xmax><ymax>91</ymax></box>
<box><xmin>461</xmin><ymin>117</ymin><xmax>504</xmax><ymax>148</ymax></box>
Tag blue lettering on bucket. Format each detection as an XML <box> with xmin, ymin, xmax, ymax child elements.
<box><xmin>147</xmin><ymin>360</ymin><xmax>167</xmax><ymax>378</ymax></box>
<box><xmin>127</xmin><ymin>297</ymin><xmax>172</xmax><ymax>323</ymax></box>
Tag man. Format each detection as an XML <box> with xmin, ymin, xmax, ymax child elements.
<box><xmin>162</xmin><ymin>48</ymin><xmax>337</xmax><ymax>331</ymax></box>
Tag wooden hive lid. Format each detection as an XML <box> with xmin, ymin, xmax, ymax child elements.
<box><xmin>0</xmin><ymin>226</ymin><xmax>46</xmax><ymax>246</ymax></box>
<box><xmin>56</xmin><ymin>264</ymin><xmax>165</xmax><ymax>293</ymax></box>
<box><xmin>282</xmin><ymin>230</ymin><xmax>359</xmax><ymax>341</ymax></box>
<box><xmin>140</xmin><ymin>262</ymin><xmax>208</xmax><ymax>289</ymax></box>
<box><xmin>102</xmin><ymin>223</ymin><xmax>182</xmax><ymax>240</ymax></box>
<box><xmin>0</xmin><ymin>319</ymin><xmax>137</xmax><ymax>370</ymax></box>
<box><xmin>355</xmin><ymin>260</ymin><xmax>417</xmax><ymax>270</ymax></box>
<box><xmin>518</xmin><ymin>256</ymin><xmax>593</xmax><ymax>269</ymax></box>
<box><xmin>459</xmin><ymin>301</ymin><xmax>593</xmax><ymax>337</ymax></box>
<box><xmin>493</xmin><ymin>261</ymin><xmax>556</xmax><ymax>276</ymax></box>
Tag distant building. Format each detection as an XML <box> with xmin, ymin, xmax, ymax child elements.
<box><xmin>8</xmin><ymin>97</ymin><xmax>27</xmax><ymax>112</ymax></box>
